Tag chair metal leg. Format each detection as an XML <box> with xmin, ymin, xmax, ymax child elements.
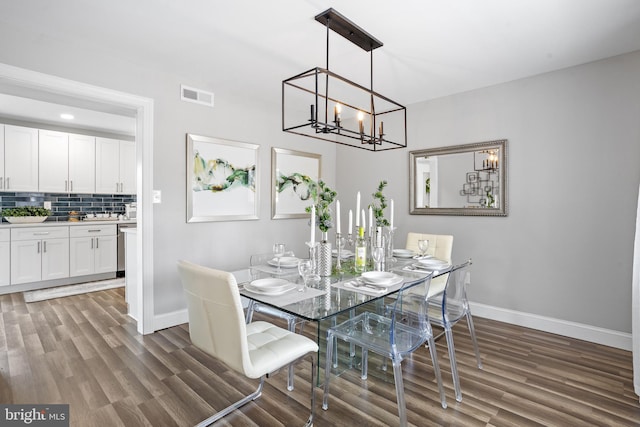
<box><xmin>245</xmin><ymin>300</ymin><xmax>255</xmax><ymax>324</ymax></box>
<box><xmin>444</xmin><ymin>327</ymin><xmax>462</xmax><ymax>402</ymax></box>
<box><xmin>426</xmin><ymin>335</ymin><xmax>447</xmax><ymax>409</ymax></box>
<box><xmin>196</xmin><ymin>377</ymin><xmax>265</xmax><ymax>427</ymax></box>
<box><xmin>465</xmin><ymin>312</ymin><xmax>483</xmax><ymax>369</ymax></box>
<box><xmin>391</xmin><ymin>357</ymin><xmax>408</xmax><ymax>427</ymax></box>
<box><xmin>322</xmin><ymin>330</ymin><xmax>335</xmax><ymax>410</ymax></box>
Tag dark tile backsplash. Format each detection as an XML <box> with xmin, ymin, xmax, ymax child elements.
<box><xmin>0</xmin><ymin>192</ymin><xmax>136</xmax><ymax>222</ymax></box>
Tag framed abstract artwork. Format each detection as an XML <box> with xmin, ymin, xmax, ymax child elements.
<box><xmin>271</xmin><ymin>148</ymin><xmax>321</xmax><ymax>219</ymax></box>
<box><xmin>186</xmin><ymin>134</ymin><xmax>259</xmax><ymax>222</ymax></box>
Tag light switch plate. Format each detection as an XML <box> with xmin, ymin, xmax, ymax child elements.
<box><xmin>153</xmin><ymin>190</ymin><xmax>162</xmax><ymax>204</ymax></box>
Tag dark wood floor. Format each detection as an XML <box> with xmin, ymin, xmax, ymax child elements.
<box><xmin>1</xmin><ymin>288</ymin><xmax>639</xmax><ymax>426</ymax></box>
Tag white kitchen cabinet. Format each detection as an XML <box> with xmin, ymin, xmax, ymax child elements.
<box><xmin>68</xmin><ymin>133</ymin><xmax>96</xmax><ymax>193</ymax></box>
<box><xmin>95</xmin><ymin>137</ymin><xmax>135</xmax><ymax>194</ymax></box>
<box><xmin>3</xmin><ymin>125</ymin><xmax>39</xmax><ymax>192</ymax></box>
<box><xmin>39</xmin><ymin>130</ymin><xmax>96</xmax><ymax>193</ymax></box>
<box><xmin>0</xmin><ymin>229</ymin><xmax>9</xmax><ymax>287</ymax></box>
<box><xmin>0</xmin><ymin>124</ymin><xmax>4</xmax><ymax>190</ymax></box>
<box><xmin>38</xmin><ymin>129</ymin><xmax>69</xmax><ymax>192</ymax></box>
<box><xmin>69</xmin><ymin>225</ymin><xmax>117</xmax><ymax>277</ymax></box>
<box><xmin>10</xmin><ymin>226</ymin><xmax>69</xmax><ymax>285</ymax></box>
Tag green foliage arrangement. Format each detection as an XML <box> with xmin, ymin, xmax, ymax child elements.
<box><xmin>2</xmin><ymin>206</ymin><xmax>51</xmax><ymax>217</ymax></box>
<box><xmin>305</xmin><ymin>180</ymin><xmax>338</xmax><ymax>233</ymax></box>
<box><xmin>371</xmin><ymin>180</ymin><xmax>389</xmax><ymax>227</ymax></box>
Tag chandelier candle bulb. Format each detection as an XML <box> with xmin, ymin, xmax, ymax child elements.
<box><xmin>379</xmin><ymin>121</ymin><xmax>383</xmax><ymax>137</ymax></box>
<box><xmin>310</xmin><ymin>104</ymin><xmax>315</xmax><ymax>122</ymax></box>
<box><xmin>358</xmin><ymin>111</ymin><xmax>364</xmax><ymax>134</ymax></box>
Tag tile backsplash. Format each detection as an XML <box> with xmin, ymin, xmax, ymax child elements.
<box><xmin>0</xmin><ymin>192</ymin><xmax>136</xmax><ymax>222</ymax></box>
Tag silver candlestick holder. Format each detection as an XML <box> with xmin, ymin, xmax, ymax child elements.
<box><xmin>306</xmin><ymin>241</ymin><xmax>319</xmax><ymax>274</ymax></box>
<box><xmin>335</xmin><ymin>233</ymin><xmax>346</xmax><ymax>272</ymax></box>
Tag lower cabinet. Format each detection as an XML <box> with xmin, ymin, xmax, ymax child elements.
<box><xmin>0</xmin><ymin>230</ymin><xmax>10</xmax><ymax>287</ymax></box>
<box><xmin>69</xmin><ymin>225</ymin><xmax>117</xmax><ymax>277</ymax></box>
<box><xmin>10</xmin><ymin>227</ymin><xmax>70</xmax><ymax>285</ymax></box>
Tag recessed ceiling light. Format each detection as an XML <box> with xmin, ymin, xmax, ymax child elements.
<box><xmin>60</xmin><ymin>113</ymin><xmax>74</xmax><ymax>120</ymax></box>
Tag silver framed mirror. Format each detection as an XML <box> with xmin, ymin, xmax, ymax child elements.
<box><xmin>410</xmin><ymin>139</ymin><xmax>508</xmax><ymax>216</ymax></box>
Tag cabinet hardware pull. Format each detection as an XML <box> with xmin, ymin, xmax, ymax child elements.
<box><xmin>91</xmin><ymin>238</ymin><xmax>93</xmax><ymax>249</ymax></box>
<box><xmin>37</xmin><ymin>241</ymin><xmax>40</xmax><ymax>253</ymax></box>
<box><xmin>88</xmin><ymin>229</ymin><xmax>101</xmax><ymax>232</ymax></box>
<box><xmin>96</xmin><ymin>238</ymin><xmax>99</xmax><ymax>249</ymax></box>
<box><xmin>43</xmin><ymin>241</ymin><xmax>47</xmax><ymax>253</ymax></box>
<box><xmin>33</xmin><ymin>232</ymin><xmax>50</xmax><ymax>235</ymax></box>
<box><xmin>0</xmin><ymin>177</ymin><xmax>3</xmax><ymax>189</ymax></box>
<box><xmin>6</xmin><ymin>177</ymin><xmax>9</xmax><ymax>189</ymax></box>
<box><xmin>65</xmin><ymin>180</ymin><xmax>68</xmax><ymax>191</ymax></box>
<box><xmin>70</xmin><ymin>180</ymin><xmax>73</xmax><ymax>192</ymax></box>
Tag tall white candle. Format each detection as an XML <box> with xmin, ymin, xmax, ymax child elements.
<box><xmin>361</xmin><ymin>209</ymin><xmax>366</xmax><ymax>231</ymax></box>
<box><xmin>348</xmin><ymin>210</ymin><xmax>353</xmax><ymax>234</ymax></box>
<box><xmin>390</xmin><ymin>199</ymin><xmax>394</xmax><ymax>229</ymax></box>
<box><xmin>336</xmin><ymin>200</ymin><xmax>341</xmax><ymax>234</ymax></box>
<box><xmin>310</xmin><ymin>205</ymin><xmax>315</xmax><ymax>245</ymax></box>
<box><xmin>369</xmin><ymin>206</ymin><xmax>373</xmax><ymax>229</ymax></box>
<box><xmin>355</xmin><ymin>192</ymin><xmax>361</xmax><ymax>226</ymax></box>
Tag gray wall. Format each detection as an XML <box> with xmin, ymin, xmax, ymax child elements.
<box><xmin>2</xmin><ymin>18</ymin><xmax>639</xmax><ymax>335</ymax></box>
<box><xmin>337</xmin><ymin>51</ymin><xmax>640</xmax><ymax>333</ymax></box>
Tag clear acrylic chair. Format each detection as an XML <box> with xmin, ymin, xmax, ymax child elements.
<box><xmin>323</xmin><ymin>274</ymin><xmax>447</xmax><ymax>426</ymax></box>
<box><xmin>245</xmin><ymin>252</ymin><xmax>303</xmax><ymax>390</ymax></box>
<box><xmin>428</xmin><ymin>259</ymin><xmax>482</xmax><ymax>402</ymax></box>
<box><xmin>177</xmin><ymin>260</ymin><xmax>318</xmax><ymax>427</ymax></box>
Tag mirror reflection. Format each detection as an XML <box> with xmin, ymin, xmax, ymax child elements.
<box><xmin>410</xmin><ymin>139</ymin><xmax>508</xmax><ymax>216</ymax></box>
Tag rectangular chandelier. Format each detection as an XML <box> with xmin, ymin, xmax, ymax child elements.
<box><xmin>282</xmin><ymin>8</ymin><xmax>407</xmax><ymax>152</ymax></box>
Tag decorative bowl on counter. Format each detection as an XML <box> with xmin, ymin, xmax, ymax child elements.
<box><xmin>4</xmin><ymin>216</ymin><xmax>48</xmax><ymax>224</ymax></box>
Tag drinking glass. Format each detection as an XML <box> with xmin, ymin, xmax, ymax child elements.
<box><xmin>273</xmin><ymin>243</ymin><xmax>285</xmax><ymax>272</ymax></box>
<box><xmin>418</xmin><ymin>239</ymin><xmax>429</xmax><ymax>257</ymax></box>
<box><xmin>297</xmin><ymin>259</ymin><xmax>313</xmax><ymax>292</ymax></box>
<box><xmin>372</xmin><ymin>247</ymin><xmax>385</xmax><ymax>271</ymax></box>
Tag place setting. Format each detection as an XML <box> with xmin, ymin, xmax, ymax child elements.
<box><xmin>333</xmin><ymin>271</ymin><xmax>405</xmax><ymax>296</ymax></box>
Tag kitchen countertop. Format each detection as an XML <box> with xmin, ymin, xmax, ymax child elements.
<box><xmin>0</xmin><ymin>219</ymin><xmax>137</xmax><ymax>229</ymax></box>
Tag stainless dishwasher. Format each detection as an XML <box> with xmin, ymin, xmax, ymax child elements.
<box><xmin>117</xmin><ymin>223</ymin><xmax>137</xmax><ymax>277</ymax></box>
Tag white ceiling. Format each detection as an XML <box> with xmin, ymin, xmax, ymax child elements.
<box><xmin>1</xmin><ymin>0</ymin><xmax>640</xmax><ymax>131</ymax></box>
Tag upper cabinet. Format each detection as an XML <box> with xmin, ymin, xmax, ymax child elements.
<box><xmin>2</xmin><ymin>125</ymin><xmax>39</xmax><ymax>191</ymax></box>
<box><xmin>39</xmin><ymin>130</ymin><xmax>96</xmax><ymax>194</ymax></box>
<box><xmin>95</xmin><ymin>137</ymin><xmax>135</xmax><ymax>194</ymax></box>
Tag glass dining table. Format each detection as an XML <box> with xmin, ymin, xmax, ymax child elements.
<box><xmin>234</xmin><ymin>257</ymin><xmax>452</xmax><ymax>385</ymax></box>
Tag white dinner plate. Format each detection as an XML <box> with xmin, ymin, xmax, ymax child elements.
<box><xmin>393</xmin><ymin>249</ymin><xmax>415</xmax><ymax>258</ymax></box>
<box><xmin>245</xmin><ymin>278</ymin><xmax>296</xmax><ymax>295</ymax></box>
<box><xmin>415</xmin><ymin>258</ymin><xmax>450</xmax><ymax>269</ymax></box>
<box><xmin>360</xmin><ymin>271</ymin><xmax>401</xmax><ymax>286</ymax></box>
<box><xmin>267</xmin><ymin>256</ymin><xmax>299</xmax><ymax>268</ymax></box>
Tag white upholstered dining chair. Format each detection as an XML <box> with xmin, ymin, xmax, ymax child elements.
<box><xmin>177</xmin><ymin>260</ymin><xmax>318</xmax><ymax>427</ymax></box>
<box><xmin>245</xmin><ymin>252</ymin><xmax>304</xmax><ymax>391</ymax></box>
<box><xmin>406</xmin><ymin>232</ymin><xmax>453</xmax><ymax>296</ymax></box>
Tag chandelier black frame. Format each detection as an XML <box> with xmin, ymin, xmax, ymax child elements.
<box><xmin>282</xmin><ymin>8</ymin><xmax>407</xmax><ymax>151</ymax></box>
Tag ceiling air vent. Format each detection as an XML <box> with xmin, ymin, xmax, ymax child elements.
<box><xmin>181</xmin><ymin>84</ymin><xmax>214</xmax><ymax>107</ymax></box>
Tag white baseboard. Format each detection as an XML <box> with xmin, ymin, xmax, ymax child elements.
<box><xmin>150</xmin><ymin>303</ymin><xmax>632</xmax><ymax>352</ymax></box>
<box><xmin>154</xmin><ymin>309</ymin><xmax>188</xmax><ymax>331</ymax></box>
<box><xmin>470</xmin><ymin>301</ymin><xmax>632</xmax><ymax>351</ymax></box>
